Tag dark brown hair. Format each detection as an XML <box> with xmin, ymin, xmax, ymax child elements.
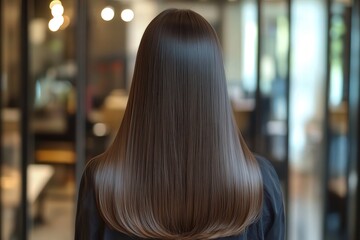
<box><xmin>91</xmin><ymin>9</ymin><xmax>263</xmax><ymax>239</ymax></box>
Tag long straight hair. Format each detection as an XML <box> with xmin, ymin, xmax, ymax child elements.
<box><xmin>91</xmin><ymin>9</ymin><xmax>263</xmax><ymax>239</ymax></box>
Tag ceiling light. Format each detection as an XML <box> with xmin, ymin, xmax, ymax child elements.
<box><xmin>101</xmin><ymin>6</ymin><xmax>115</xmax><ymax>21</ymax></box>
<box><xmin>51</xmin><ymin>4</ymin><xmax>64</xmax><ymax>17</ymax></box>
<box><xmin>121</xmin><ymin>9</ymin><xmax>134</xmax><ymax>22</ymax></box>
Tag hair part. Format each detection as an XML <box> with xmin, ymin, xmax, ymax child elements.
<box><xmin>91</xmin><ymin>9</ymin><xmax>263</xmax><ymax>239</ymax></box>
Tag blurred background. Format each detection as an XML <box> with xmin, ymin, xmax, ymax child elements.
<box><xmin>1</xmin><ymin>0</ymin><xmax>359</xmax><ymax>239</ymax></box>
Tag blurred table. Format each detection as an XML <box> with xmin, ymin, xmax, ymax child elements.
<box><xmin>1</xmin><ymin>164</ymin><xmax>54</xmax><ymax>210</ymax></box>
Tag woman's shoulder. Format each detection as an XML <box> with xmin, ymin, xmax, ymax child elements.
<box><xmin>253</xmin><ymin>154</ymin><xmax>283</xmax><ymax>208</ymax></box>
<box><xmin>254</xmin><ymin>155</ymin><xmax>282</xmax><ymax>190</ymax></box>
<box><xmin>248</xmin><ymin>154</ymin><xmax>285</xmax><ymax>239</ymax></box>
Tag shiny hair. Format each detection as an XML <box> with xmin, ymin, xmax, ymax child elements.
<box><xmin>91</xmin><ymin>9</ymin><xmax>263</xmax><ymax>239</ymax></box>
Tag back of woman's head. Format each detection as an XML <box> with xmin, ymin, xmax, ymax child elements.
<box><xmin>92</xmin><ymin>9</ymin><xmax>263</xmax><ymax>239</ymax></box>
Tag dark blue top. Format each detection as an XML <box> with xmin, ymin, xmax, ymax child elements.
<box><xmin>75</xmin><ymin>155</ymin><xmax>285</xmax><ymax>240</ymax></box>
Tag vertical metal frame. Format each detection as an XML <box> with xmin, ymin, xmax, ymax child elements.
<box><xmin>348</xmin><ymin>0</ymin><xmax>360</xmax><ymax>239</ymax></box>
<box><xmin>322</xmin><ymin>0</ymin><xmax>332</xmax><ymax>238</ymax></box>
<box><xmin>255</xmin><ymin>0</ymin><xmax>262</xmax><ymax>152</ymax></box>
<box><xmin>75</xmin><ymin>0</ymin><xmax>88</xmax><ymax>196</ymax></box>
<box><xmin>343</xmin><ymin>5</ymin><xmax>352</xmax><ymax>239</ymax></box>
<box><xmin>0</xmin><ymin>0</ymin><xmax>3</xmax><ymax>237</ymax></box>
<box><xmin>285</xmin><ymin>0</ymin><xmax>291</xmax><ymax>228</ymax></box>
<box><xmin>345</xmin><ymin>7</ymin><xmax>353</xmax><ymax>240</ymax></box>
<box><xmin>20</xmin><ymin>0</ymin><xmax>30</xmax><ymax>238</ymax></box>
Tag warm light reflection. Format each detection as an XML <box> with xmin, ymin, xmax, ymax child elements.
<box><xmin>121</xmin><ymin>9</ymin><xmax>134</xmax><ymax>22</ymax></box>
<box><xmin>101</xmin><ymin>6</ymin><xmax>115</xmax><ymax>21</ymax></box>
<box><xmin>60</xmin><ymin>15</ymin><xmax>70</xmax><ymax>30</ymax></box>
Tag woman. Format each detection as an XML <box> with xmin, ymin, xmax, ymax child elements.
<box><xmin>75</xmin><ymin>9</ymin><xmax>284</xmax><ymax>240</ymax></box>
